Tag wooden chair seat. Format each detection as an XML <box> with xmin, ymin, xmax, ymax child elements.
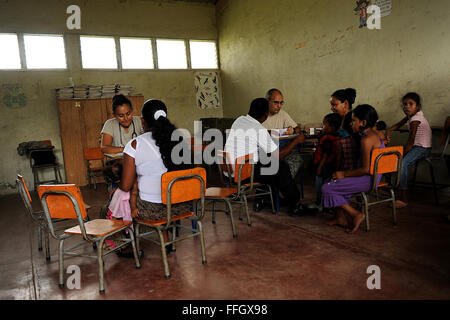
<box><xmin>135</xmin><ymin>211</ymin><xmax>194</xmax><ymax>226</ymax></box>
<box><xmin>64</xmin><ymin>219</ymin><xmax>132</xmax><ymax>237</ymax></box>
<box><xmin>205</xmin><ymin>187</ymin><xmax>238</xmax><ymax>198</ymax></box>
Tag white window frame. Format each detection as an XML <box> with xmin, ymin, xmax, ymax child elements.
<box><xmin>23</xmin><ymin>33</ymin><xmax>68</xmax><ymax>70</ymax></box>
<box><xmin>189</xmin><ymin>39</ymin><xmax>219</xmax><ymax>70</ymax></box>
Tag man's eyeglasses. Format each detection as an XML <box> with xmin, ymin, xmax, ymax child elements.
<box><xmin>271</xmin><ymin>100</ymin><xmax>284</xmax><ymax>105</ymax></box>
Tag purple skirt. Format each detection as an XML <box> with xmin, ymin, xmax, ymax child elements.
<box><xmin>321</xmin><ymin>175</ymin><xmax>380</xmax><ymax>208</ymax></box>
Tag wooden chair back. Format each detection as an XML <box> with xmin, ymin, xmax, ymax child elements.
<box><xmin>161</xmin><ymin>167</ymin><xmax>206</xmax><ymax>205</ymax></box>
<box><xmin>83</xmin><ymin>147</ymin><xmax>104</xmax><ymax>161</ymax></box>
<box><xmin>37</xmin><ymin>184</ymin><xmax>88</xmax><ymax>220</ymax></box>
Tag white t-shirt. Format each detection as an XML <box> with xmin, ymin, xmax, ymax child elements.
<box><xmin>123</xmin><ymin>132</ymin><xmax>167</xmax><ymax>203</ymax></box>
<box><xmin>224</xmin><ymin>115</ymin><xmax>278</xmax><ymax>171</ymax></box>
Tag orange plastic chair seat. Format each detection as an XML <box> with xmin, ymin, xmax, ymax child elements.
<box><xmin>135</xmin><ymin>211</ymin><xmax>195</xmax><ymax>226</ymax></box>
<box><xmin>65</xmin><ymin>219</ymin><xmax>132</xmax><ymax>237</ymax></box>
<box><xmin>205</xmin><ymin>187</ymin><xmax>238</xmax><ymax>198</ymax></box>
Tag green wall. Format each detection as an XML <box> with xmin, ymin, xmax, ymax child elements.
<box><xmin>0</xmin><ymin>0</ymin><xmax>221</xmax><ymax>193</ymax></box>
<box><xmin>217</xmin><ymin>0</ymin><xmax>450</xmax><ymax>184</ymax></box>
<box><xmin>218</xmin><ymin>0</ymin><xmax>450</xmax><ymax>125</ymax></box>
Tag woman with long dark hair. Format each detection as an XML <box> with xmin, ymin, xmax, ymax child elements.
<box><xmin>119</xmin><ymin>99</ymin><xmax>192</xmax><ymax>253</ymax></box>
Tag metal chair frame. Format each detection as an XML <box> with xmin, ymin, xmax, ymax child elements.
<box><xmin>39</xmin><ymin>188</ymin><xmax>141</xmax><ymax>294</ymax></box>
<box><xmin>29</xmin><ymin>141</ymin><xmax>63</xmax><ymax>190</ymax></box>
<box><xmin>206</xmin><ymin>152</ymin><xmax>274</xmax><ymax>238</ymax></box>
<box><xmin>411</xmin><ymin>134</ymin><xmax>450</xmax><ymax>205</ymax></box>
<box><xmin>353</xmin><ymin>148</ymin><xmax>403</xmax><ymax>232</ymax></box>
<box><xmin>134</xmin><ymin>170</ymin><xmax>207</xmax><ymax>279</ymax></box>
<box><xmin>16</xmin><ymin>175</ymin><xmax>70</xmax><ymax>260</ymax></box>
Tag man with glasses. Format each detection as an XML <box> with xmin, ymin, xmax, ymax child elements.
<box><xmin>263</xmin><ymin>88</ymin><xmax>304</xmax><ymax>187</ymax></box>
<box><xmin>263</xmin><ymin>88</ymin><xmax>302</xmax><ymax>135</ymax></box>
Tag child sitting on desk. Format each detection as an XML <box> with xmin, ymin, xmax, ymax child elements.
<box><xmin>312</xmin><ymin>113</ymin><xmax>342</xmax><ymax>209</ymax></box>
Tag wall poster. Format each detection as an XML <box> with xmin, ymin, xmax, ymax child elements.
<box><xmin>194</xmin><ymin>71</ymin><xmax>221</xmax><ymax>110</ymax></box>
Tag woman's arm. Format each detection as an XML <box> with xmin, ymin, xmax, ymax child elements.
<box><xmin>279</xmin><ymin>134</ymin><xmax>305</xmax><ymax>159</ymax></box>
<box><xmin>101</xmin><ymin>133</ymin><xmax>124</xmax><ymax>154</ymax></box>
<box><xmin>386</xmin><ymin>116</ymin><xmax>408</xmax><ymax>143</ymax></box>
<box><xmin>120</xmin><ymin>140</ymin><xmax>137</xmax><ymax>192</ymax></box>
<box><xmin>130</xmin><ymin>181</ymin><xmax>139</xmax><ymax>218</ymax></box>
<box><xmin>405</xmin><ymin>121</ymin><xmax>419</xmax><ymax>154</ymax></box>
<box><xmin>334</xmin><ymin>134</ymin><xmax>376</xmax><ymax>179</ymax></box>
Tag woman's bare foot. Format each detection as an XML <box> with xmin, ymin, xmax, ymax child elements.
<box><xmin>346</xmin><ymin>213</ymin><xmax>366</xmax><ymax>234</ymax></box>
<box><xmin>327</xmin><ymin>213</ymin><xmax>349</xmax><ymax>228</ymax></box>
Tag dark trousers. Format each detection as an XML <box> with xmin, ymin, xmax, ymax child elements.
<box><xmin>254</xmin><ymin>159</ymin><xmax>300</xmax><ymax>208</ymax></box>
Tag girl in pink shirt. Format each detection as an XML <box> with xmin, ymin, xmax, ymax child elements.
<box><xmin>386</xmin><ymin>92</ymin><xmax>432</xmax><ymax>208</ymax></box>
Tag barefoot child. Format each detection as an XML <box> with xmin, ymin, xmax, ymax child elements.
<box><xmin>322</xmin><ymin>104</ymin><xmax>385</xmax><ymax>234</ymax></box>
<box><xmin>386</xmin><ymin>92</ymin><xmax>432</xmax><ymax>208</ymax></box>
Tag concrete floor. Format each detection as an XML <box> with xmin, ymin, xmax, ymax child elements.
<box><xmin>1</xmin><ymin>172</ymin><xmax>450</xmax><ymax>300</ymax></box>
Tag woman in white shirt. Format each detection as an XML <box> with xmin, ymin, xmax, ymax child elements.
<box><xmin>120</xmin><ymin>99</ymin><xmax>192</xmax><ymax>251</ymax></box>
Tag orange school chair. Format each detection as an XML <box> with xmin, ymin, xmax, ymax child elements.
<box><xmin>206</xmin><ymin>152</ymin><xmax>275</xmax><ymax>237</ymax></box>
<box><xmin>354</xmin><ymin>146</ymin><xmax>403</xmax><ymax>232</ymax></box>
<box><xmin>38</xmin><ymin>184</ymin><xmax>140</xmax><ymax>294</ymax></box>
<box><xmin>134</xmin><ymin>167</ymin><xmax>207</xmax><ymax>279</ymax></box>
<box><xmin>83</xmin><ymin>147</ymin><xmax>105</xmax><ymax>190</ymax></box>
<box><xmin>16</xmin><ymin>174</ymin><xmax>72</xmax><ymax>260</ymax></box>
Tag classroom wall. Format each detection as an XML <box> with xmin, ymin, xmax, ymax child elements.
<box><xmin>0</xmin><ymin>0</ymin><xmax>221</xmax><ymax>194</ymax></box>
<box><xmin>217</xmin><ymin>0</ymin><xmax>450</xmax><ymax>183</ymax></box>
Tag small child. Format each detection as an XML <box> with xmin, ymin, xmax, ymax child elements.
<box><xmin>386</xmin><ymin>92</ymin><xmax>432</xmax><ymax>208</ymax></box>
<box><xmin>313</xmin><ymin>113</ymin><xmax>342</xmax><ymax>207</ymax></box>
<box><xmin>373</xmin><ymin>120</ymin><xmax>388</xmax><ymax>145</ymax></box>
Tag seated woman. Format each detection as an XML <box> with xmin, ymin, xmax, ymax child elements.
<box><xmin>322</xmin><ymin>104</ymin><xmax>385</xmax><ymax>234</ymax></box>
<box><xmin>330</xmin><ymin>88</ymin><xmax>360</xmax><ymax>171</ymax></box>
<box><xmin>120</xmin><ymin>99</ymin><xmax>192</xmax><ymax>253</ymax></box>
<box><xmin>100</xmin><ymin>94</ymin><xmax>143</xmax><ymax>158</ymax></box>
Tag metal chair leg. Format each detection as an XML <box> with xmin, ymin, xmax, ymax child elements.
<box><xmin>411</xmin><ymin>161</ymin><xmax>419</xmax><ymax>191</ymax></box>
<box><xmin>157</xmin><ymin>229</ymin><xmax>171</xmax><ymax>279</ymax></box>
<box><xmin>225</xmin><ymin>199</ymin><xmax>237</xmax><ymax>238</ymax></box>
<box><xmin>58</xmin><ymin>239</ymin><xmax>65</xmax><ymax>288</ymax></box>
<box><xmin>45</xmin><ymin>231</ymin><xmax>51</xmax><ymax>260</ymax></box>
<box><xmin>128</xmin><ymin>228</ymin><xmax>141</xmax><ymax>269</ymax></box>
<box><xmin>97</xmin><ymin>238</ymin><xmax>105</xmax><ymax>294</ymax></box>
<box><xmin>197</xmin><ymin>220</ymin><xmax>207</xmax><ymax>264</ymax></box>
<box><xmin>390</xmin><ymin>188</ymin><xmax>397</xmax><ymax>225</ymax></box>
<box><xmin>242</xmin><ymin>195</ymin><xmax>251</xmax><ymax>226</ymax></box>
<box><xmin>38</xmin><ymin>225</ymin><xmax>43</xmax><ymax>251</ymax></box>
<box><xmin>427</xmin><ymin>159</ymin><xmax>439</xmax><ymax>205</ymax></box>
<box><xmin>212</xmin><ymin>200</ymin><xmax>216</xmax><ymax>224</ymax></box>
<box><xmin>266</xmin><ymin>185</ymin><xmax>276</xmax><ymax>214</ymax></box>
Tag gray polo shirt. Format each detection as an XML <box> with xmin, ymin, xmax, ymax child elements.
<box><xmin>101</xmin><ymin>116</ymin><xmax>143</xmax><ymax>147</ymax></box>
